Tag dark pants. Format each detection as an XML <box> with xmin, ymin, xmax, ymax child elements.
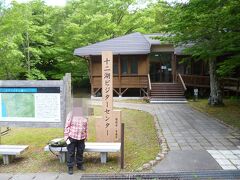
<box><xmin>67</xmin><ymin>137</ymin><xmax>85</xmax><ymax>168</ymax></box>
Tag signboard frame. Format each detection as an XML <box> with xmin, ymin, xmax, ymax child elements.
<box><xmin>0</xmin><ymin>73</ymin><xmax>71</xmax><ymax>128</ymax></box>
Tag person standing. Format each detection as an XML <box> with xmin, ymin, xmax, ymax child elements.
<box><xmin>64</xmin><ymin>107</ymin><xmax>88</xmax><ymax>175</ymax></box>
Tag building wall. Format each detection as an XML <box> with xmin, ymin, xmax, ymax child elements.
<box><xmin>151</xmin><ymin>45</ymin><xmax>174</xmax><ymax>52</ymax></box>
<box><xmin>91</xmin><ymin>55</ymin><xmax>148</xmax><ymax>76</ymax></box>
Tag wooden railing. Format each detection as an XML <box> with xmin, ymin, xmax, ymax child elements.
<box><xmin>177</xmin><ymin>73</ymin><xmax>187</xmax><ymax>91</ymax></box>
<box><xmin>147</xmin><ymin>74</ymin><xmax>152</xmax><ymax>97</ymax></box>
<box><xmin>148</xmin><ymin>74</ymin><xmax>152</xmax><ymax>91</ymax></box>
<box><xmin>91</xmin><ymin>74</ymin><xmax>148</xmax><ymax>88</ymax></box>
<box><xmin>178</xmin><ymin>74</ymin><xmax>210</xmax><ymax>87</ymax></box>
<box><xmin>177</xmin><ymin>74</ymin><xmax>240</xmax><ymax>93</ymax></box>
<box><xmin>221</xmin><ymin>78</ymin><xmax>240</xmax><ymax>92</ymax></box>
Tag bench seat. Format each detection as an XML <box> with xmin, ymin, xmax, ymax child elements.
<box><xmin>44</xmin><ymin>142</ymin><xmax>121</xmax><ymax>163</ymax></box>
<box><xmin>0</xmin><ymin>145</ymin><xmax>29</xmax><ymax>165</ymax></box>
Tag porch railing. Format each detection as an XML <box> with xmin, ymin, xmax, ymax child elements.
<box><xmin>147</xmin><ymin>74</ymin><xmax>152</xmax><ymax>97</ymax></box>
<box><xmin>91</xmin><ymin>74</ymin><xmax>148</xmax><ymax>88</ymax></box>
<box><xmin>177</xmin><ymin>74</ymin><xmax>240</xmax><ymax>93</ymax></box>
<box><xmin>221</xmin><ymin>78</ymin><xmax>240</xmax><ymax>92</ymax></box>
<box><xmin>177</xmin><ymin>73</ymin><xmax>187</xmax><ymax>91</ymax></box>
<box><xmin>179</xmin><ymin>74</ymin><xmax>210</xmax><ymax>87</ymax></box>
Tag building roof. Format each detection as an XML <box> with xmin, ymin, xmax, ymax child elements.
<box><xmin>74</xmin><ymin>32</ymin><xmax>186</xmax><ymax>57</ymax></box>
<box><xmin>74</xmin><ymin>32</ymin><xmax>151</xmax><ymax>56</ymax></box>
<box><xmin>143</xmin><ymin>33</ymin><xmax>165</xmax><ymax>45</ymax></box>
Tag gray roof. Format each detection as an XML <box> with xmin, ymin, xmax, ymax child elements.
<box><xmin>144</xmin><ymin>33</ymin><xmax>166</xmax><ymax>45</ymax></box>
<box><xmin>74</xmin><ymin>32</ymin><xmax>187</xmax><ymax>57</ymax></box>
<box><xmin>74</xmin><ymin>32</ymin><xmax>151</xmax><ymax>56</ymax></box>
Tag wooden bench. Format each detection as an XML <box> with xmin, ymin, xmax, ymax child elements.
<box><xmin>44</xmin><ymin>142</ymin><xmax>121</xmax><ymax>163</ymax></box>
<box><xmin>0</xmin><ymin>145</ymin><xmax>29</xmax><ymax>165</ymax></box>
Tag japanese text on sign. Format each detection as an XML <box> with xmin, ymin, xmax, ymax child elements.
<box><xmin>102</xmin><ymin>52</ymin><xmax>113</xmax><ymax>137</ymax></box>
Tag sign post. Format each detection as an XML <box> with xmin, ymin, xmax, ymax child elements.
<box><xmin>194</xmin><ymin>88</ymin><xmax>198</xmax><ymax>101</ymax></box>
<box><xmin>96</xmin><ymin>51</ymin><xmax>121</xmax><ymax>142</ymax></box>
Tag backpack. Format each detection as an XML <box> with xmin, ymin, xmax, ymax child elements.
<box><xmin>48</xmin><ymin>138</ymin><xmax>67</xmax><ymax>147</ymax></box>
<box><xmin>48</xmin><ymin>138</ymin><xmax>67</xmax><ymax>158</ymax></box>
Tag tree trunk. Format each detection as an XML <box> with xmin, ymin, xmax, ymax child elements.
<box><xmin>208</xmin><ymin>58</ymin><xmax>223</xmax><ymax>105</ymax></box>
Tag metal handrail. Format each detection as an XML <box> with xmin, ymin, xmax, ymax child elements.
<box><xmin>178</xmin><ymin>73</ymin><xmax>187</xmax><ymax>91</ymax></box>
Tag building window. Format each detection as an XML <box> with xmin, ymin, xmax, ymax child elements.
<box><xmin>113</xmin><ymin>62</ymin><xmax>118</xmax><ymax>75</ymax></box>
<box><xmin>121</xmin><ymin>56</ymin><xmax>138</xmax><ymax>75</ymax></box>
<box><xmin>130</xmin><ymin>59</ymin><xmax>138</xmax><ymax>74</ymax></box>
<box><xmin>121</xmin><ymin>58</ymin><xmax>128</xmax><ymax>75</ymax></box>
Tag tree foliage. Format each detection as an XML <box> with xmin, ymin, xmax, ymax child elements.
<box><xmin>0</xmin><ymin>0</ymin><xmax>159</xmax><ymax>82</ymax></box>
<box><xmin>155</xmin><ymin>0</ymin><xmax>240</xmax><ymax>105</ymax></box>
<box><xmin>157</xmin><ymin>0</ymin><xmax>240</xmax><ymax>76</ymax></box>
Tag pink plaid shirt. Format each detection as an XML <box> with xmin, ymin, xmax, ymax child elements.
<box><xmin>64</xmin><ymin>111</ymin><xmax>88</xmax><ymax>141</ymax></box>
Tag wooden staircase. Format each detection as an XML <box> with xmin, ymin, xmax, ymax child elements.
<box><xmin>150</xmin><ymin>83</ymin><xmax>187</xmax><ymax>103</ymax></box>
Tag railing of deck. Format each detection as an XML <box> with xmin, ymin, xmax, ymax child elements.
<box><xmin>177</xmin><ymin>74</ymin><xmax>239</xmax><ymax>93</ymax></box>
<box><xmin>91</xmin><ymin>75</ymin><xmax>148</xmax><ymax>88</ymax></box>
<box><xmin>177</xmin><ymin>73</ymin><xmax>187</xmax><ymax>91</ymax></box>
<box><xmin>221</xmin><ymin>78</ymin><xmax>240</xmax><ymax>92</ymax></box>
<box><xmin>179</xmin><ymin>74</ymin><xmax>210</xmax><ymax>87</ymax></box>
<box><xmin>147</xmin><ymin>74</ymin><xmax>152</xmax><ymax>97</ymax></box>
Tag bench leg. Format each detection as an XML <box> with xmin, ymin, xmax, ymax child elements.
<box><xmin>100</xmin><ymin>152</ymin><xmax>108</xmax><ymax>163</ymax></box>
<box><xmin>3</xmin><ymin>155</ymin><xmax>9</xmax><ymax>165</ymax></box>
<box><xmin>59</xmin><ymin>152</ymin><xmax>67</xmax><ymax>163</ymax></box>
<box><xmin>3</xmin><ymin>155</ymin><xmax>16</xmax><ymax>165</ymax></box>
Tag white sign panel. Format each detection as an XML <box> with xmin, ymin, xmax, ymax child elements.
<box><xmin>0</xmin><ymin>87</ymin><xmax>61</xmax><ymax>122</ymax></box>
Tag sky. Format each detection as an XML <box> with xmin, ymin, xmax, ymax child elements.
<box><xmin>4</xmin><ymin>0</ymin><xmax>189</xmax><ymax>7</ymax></box>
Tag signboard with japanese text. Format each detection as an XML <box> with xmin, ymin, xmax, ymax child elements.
<box><xmin>102</xmin><ymin>51</ymin><xmax>113</xmax><ymax>136</ymax></box>
<box><xmin>96</xmin><ymin>51</ymin><xmax>121</xmax><ymax>142</ymax></box>
<box><xmin>0</xmin><ymin>87</ymin><xmax>60</xmax><ymax>123</ymax></box>
<box><xmin>0</xmin><ymin>73</ymin><xmax>71</xmax><ymax>128</ymax></box>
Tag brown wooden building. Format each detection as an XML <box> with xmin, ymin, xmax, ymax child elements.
<box><xmin>74</xmin><ymin>32</ymin><xmax>238</xmax><ymax>102</ymax></box>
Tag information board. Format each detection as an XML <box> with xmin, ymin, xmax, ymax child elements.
<box><xmin>0</xmin><ymin>87</ymin><xmax>61</xmax><ymax>122</ymax></box>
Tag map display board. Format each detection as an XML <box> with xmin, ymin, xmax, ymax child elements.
<box><xmin>0</xmin><ymin>87</ymin><xmax>61</xmax><ymax>122</ymax></box>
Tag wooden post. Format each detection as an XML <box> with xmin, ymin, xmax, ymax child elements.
<box><xmin>118</xmin><ymin>54</ymin><xmax>121</xmax><ymax>96</ymax></box>
<box><xmin>120</xmin><ymin>123</ymin><xmax>124</xmax><ymax>169</ymax></box>
<box><xmin>172</xmin><ymin>54</ymin><xmax>177</xmax><ymax>83</ymax></box>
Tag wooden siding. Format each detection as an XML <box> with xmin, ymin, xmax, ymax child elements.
<box><xmin>151</xmin><ymin>45</ymin><xmax>174</xmax><ymax>53</ymax></box>
<box><xmin>91</xmin><ymin>55</ymin><xmax>148</xmax><ymax>76</ymax></box>
<box><xmin>90</xmin><ymin>55</ymin><xmax>148</xmax><ymax>90</ymax></box>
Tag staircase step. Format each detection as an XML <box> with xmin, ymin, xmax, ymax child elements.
<box><xmin>151</xmin><ymin>94</ymin><xmax>184</xmax><ymax>96</ymax></box>
<box><xmin>151</xmin><ymin>96</ymin><xmax>185</xmax><ymax>98</ymax></box>
<box><xmin>151</xmin><ymin>91</ymin><xmax>184</xmax><ymax>94</ymax></box>
<box><xmin>150</xmin><ymin>83</ymin><xmax>185</xmax><ymax>101</ymax></box>
<box><xmin>150</xmin><ymin>98</ymin><xmax>188</xmax><ymax>104</ymax></box>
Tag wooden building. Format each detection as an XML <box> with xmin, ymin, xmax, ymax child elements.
<box><xmin>74</xmin><ymin>32</ymin><xmax>239</xmax><ymax>102</ymax></box>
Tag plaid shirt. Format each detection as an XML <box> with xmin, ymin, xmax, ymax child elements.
<box><xmin>64</xmin><ymin>111</ymin><xmax>88</xmax><ymax>141</ymax></box>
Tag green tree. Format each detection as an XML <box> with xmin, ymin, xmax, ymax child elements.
<box><xmin>49</xmin><ymin>0</ymin><xmax>157</xmax><ymax>82</ymax></box>
<box><xmin>0</xmin><ymin>0</ymin><xmax>158</xmax><ymax>82</ymax></box>
<box><xmin>0</xmin><ymin>2</ymin><xmax>25</xmax><ymax>79</ymax></box>
<box><xmin>157</xmin><ymin>0</ymin><xmax>240</xmax><ymax>105</ymax></box>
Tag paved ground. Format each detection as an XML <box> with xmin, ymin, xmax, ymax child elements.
<box><xmin>152</xmin><ymin>104</ymin><xmax>240</xmax><ymax>151</ymax></box>
<box><xmin>153</xmin><ymin>150</ymin><xmax>222</xmax><ymax>171</ymax></box>
<box><xmin>92</xmin><ymin>101</ymin><xmax>240</xmax><ymax>171</ymax></box>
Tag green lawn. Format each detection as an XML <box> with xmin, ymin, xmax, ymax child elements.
<box><xmin>0</xmin><ymin>107</ymin><xmax>159</xmax><ymax>173</ymax></box>
<box><xmin>189</xmin><ymin>98</ymin><xmax>240</xmax><ymax>130</ymax></box>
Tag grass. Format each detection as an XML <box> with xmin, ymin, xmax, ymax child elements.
<box><xmin>0</xmin><ymin>107</ymin><xmax>159</xmax><ymax>173</ymax></box>
<box><xmin>188</xmin><ymin>98</ymin><xmax>240</xmax><ymax>130</ymax></box>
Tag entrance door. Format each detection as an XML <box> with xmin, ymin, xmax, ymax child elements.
<box><xmin>150</xmin><ymin>53</ymin><xmax>172</xmax><ymax>82</ymax></box>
